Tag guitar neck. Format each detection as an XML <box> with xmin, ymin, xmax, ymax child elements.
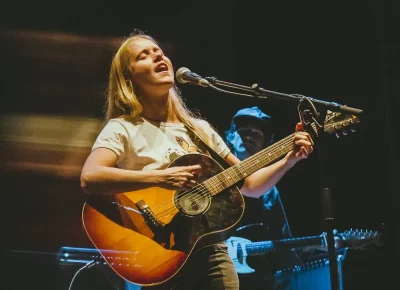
<box><xmin>201</xmin><ymin>111</ymin><xmax>361</xmax><ymax>196</ymax></box>
<box><xmin>246</xmin><ymin>234</ymin><xmax>326</xmax><ymax>256</ymax></box>
<box><xmin>203</xmin><ymin>133</ymin><xmax>296</xmax><ymax>195</ymax></box>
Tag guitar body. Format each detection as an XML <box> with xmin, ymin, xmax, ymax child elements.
<box><xmin>226</xmin><ymin>236</ymin><xmax>255</xmax><ymax>274</ymax></box>
<box><xmin>82</xmin><ymin>153</ymin><xmax>245</xmax><ymax>286</ymax></box>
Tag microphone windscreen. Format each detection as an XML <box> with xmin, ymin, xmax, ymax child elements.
<box><xmin>176</xmin><ymin>67</ymin><xmax>190</xmax><ymax>83</ymax></box>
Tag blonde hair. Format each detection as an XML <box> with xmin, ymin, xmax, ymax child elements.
<box><xmin>105</xmin><ymin>31</ymin><xmax>212</xmax><ymax>148</ymax></box>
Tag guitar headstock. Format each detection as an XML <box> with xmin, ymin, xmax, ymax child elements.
<box><xmin>323</xmin><ymin>111</ymin><xmax>361</xmax><ymax>138</ymax></box>
<box><xmin>303</xmin><ymin>110</ymin><xmax>360</xmax><ymax>140</ymax></box>
<box><xmin>336</xmin><ymin>228</ymin><xmax>382</xmax><ymax>248</ymax></box>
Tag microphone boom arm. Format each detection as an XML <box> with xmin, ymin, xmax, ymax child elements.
<box><xmin>205</xmin><ymin>77</ymin><xmax>363</xmax><ymax>115</ymax></box>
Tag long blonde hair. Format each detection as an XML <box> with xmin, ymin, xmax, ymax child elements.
<box><xmin>105</xmin><ymin>30</ymin><xmax>212</xmax><ymax>148</ymax></box>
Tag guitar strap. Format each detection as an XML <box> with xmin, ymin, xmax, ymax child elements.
<box><xmin>184</xmin><ymin>123</ymin><xmax>231</xmax><ymax>170</ymax></box>
<box><xmin>184</xmin><ymin>122</ymin><xmax>245</xmax><ymax>189</ymax></box>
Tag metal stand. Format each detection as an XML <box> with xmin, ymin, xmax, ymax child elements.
<box><xmin>317</xmin><ymin>110</ymin><xmax>339</xmax><ymax>290</ymax></box>
<box><xmin>322</xmin><ymin>188</ymin><xmax>340</xmax><ymax>290</ymax></box>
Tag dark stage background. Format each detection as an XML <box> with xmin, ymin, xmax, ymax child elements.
<box><xmin>1</xmin><ymin>0</ymin><xmax>398</xmax><ymax>289</ymax></box>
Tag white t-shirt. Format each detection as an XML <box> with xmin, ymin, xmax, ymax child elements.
<box><xmin>92</xmin><ymin>117</ymin><xmax>230</xmax><ymax>171</ymax></box>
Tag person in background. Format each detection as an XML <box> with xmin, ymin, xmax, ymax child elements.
<box><xmin>225</xmin><ymin>106</ymin><xmax>305</xmax><ymax>290</ymax></box>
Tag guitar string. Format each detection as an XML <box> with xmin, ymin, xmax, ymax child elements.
<box><xmin>244</xmin><ymin>231</ymin><xmax>378</xmax><ymax>253</ymax></box>
<box><xmin>127</xmin><ymin>136</ymin><xmax>295</xmax><ymax>229</ymax></box>
<box><xmin>230</xmin><ymin>230</ymin><xmax>372</xmax><ymax>259</ymax></box>
<box><xmin>245</xmin><ymin>235</ymin><xmax>323</xmax><ymax>253</ymax></box>
<box><xmin>145</xmin><ymin>134</ymin><xmax>294</xmax><ymax>216</ymax></box>
<box><xmin>135</xmin><ymin>134</ymin><xmax>296</xmax><ymax>223</ymax></box>
<box><xmin>129</xmin><ymin>115</ymin><xmax>336</xmax><ymax>222</ymax></box>
<box><xmin>138</xmin><ymin>114</ymin><xmax>355</xmax><ymax>226</ymax></box>
<box><xmin>119</xmin><ymin>119</ymin><xmax>357</xmax><ymax>252</ymax></box>
<box><xmin>145</xmin><ymin>115</ymin><xmax>343</xmax><ymax>219</ymax></box>
<box><xmin>137</xmin><ymin>117</ymin><xmax>330</xmax><ymax>217</ymax></box>
<box><xmin>140</xmin><ymin>135</ymin><xmax>295</xmax><ymax>221</ymax></box>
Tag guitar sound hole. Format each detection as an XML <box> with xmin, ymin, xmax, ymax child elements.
<box><xmin>175</xmin><ymin>190</ymin><xmax>211</xmax><ymax>216</ymax></box>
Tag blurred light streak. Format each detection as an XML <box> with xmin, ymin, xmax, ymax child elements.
<box><xmin>0</xmin><ymin>114</ymin><xmax>102</xmax><ymax>178</ymax></box>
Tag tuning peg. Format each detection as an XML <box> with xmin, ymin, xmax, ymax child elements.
<box><xmin>343</xmin><ymin>130</ymin><xmax>348</xmax><ymax>136</ymax></box>
<box><xmin>351</xmin><ymin>127</ymin><xmax>356</xmax><ymax>132</ymax></box>
<box><xmin>335</xmin><ymin>132</ymin><xmax>340</xmax><ymax>138</ymax></box>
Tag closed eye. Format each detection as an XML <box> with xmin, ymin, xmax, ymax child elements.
<box><xmin>137</xmin><ymin>50</ymin><xmax>149</xmax><ymax>60</ymax></box>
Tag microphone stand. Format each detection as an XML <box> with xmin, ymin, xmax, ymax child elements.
<box><xmin>205</xmin><ymin>77</ymin><xmax>363</xmax><ymax>115</ymax></box>
<box><xmin>204</xmin><ymin>76</ymin><xmax>363</xmax><ymax>290</ymax></box>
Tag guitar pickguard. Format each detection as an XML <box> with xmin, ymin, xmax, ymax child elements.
<box><xmin>169</xmin><ymin>153</ymin><xmax>245</xmax><ymax>250</ymax></box>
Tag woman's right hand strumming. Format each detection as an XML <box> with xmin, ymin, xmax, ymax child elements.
<box><xmin>155</xmin><ymin>164</ymin><xmax>202</xmax><ymax>190</ymax></box>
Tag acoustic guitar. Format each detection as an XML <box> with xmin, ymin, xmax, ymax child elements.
<box><xmin>82</xmin><ymin>111</ymin><xmax>360</xmax><ymax>286</ymax></box>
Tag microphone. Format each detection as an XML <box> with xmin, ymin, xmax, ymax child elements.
<box><xmin>175</xmin><ymin>67</ymin><xmax>210</xmax><ymax>87</ymax></box>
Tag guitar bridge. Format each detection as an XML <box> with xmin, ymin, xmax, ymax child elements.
<box><xmin>136</xmin><ymin>200</ymin><xmax>163</xmax><ymax>227</ymax></box>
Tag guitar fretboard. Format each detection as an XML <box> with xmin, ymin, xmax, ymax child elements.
<box><xmin>246</xmin><ymin>235</ymin><xmax>325</xmax><ymax>256</ymax></box>
<box><xmin>203</xmin><ymin>134</ymin><xmax>295</xmax><ymax>195</ymax></box>
<box><xmin>201</xmin><ymin>111</ymin><xmax>357</xmax><ymax>196</ymax></box>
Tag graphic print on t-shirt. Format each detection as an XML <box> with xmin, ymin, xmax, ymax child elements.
<box><xmin>164</xmin><ymin>136</ymin><xmax>203</xmax><ymax>163</ymax></box>
<box><xmin>175</xmin><ymin>136</ymin><xmax>200</xmax><ymax>153</ymax></box>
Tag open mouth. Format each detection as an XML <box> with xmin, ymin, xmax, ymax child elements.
<box><xmin>155</xmin><ymin>63</ymin><xmax>169</xmax><ymax>73</ymax></box>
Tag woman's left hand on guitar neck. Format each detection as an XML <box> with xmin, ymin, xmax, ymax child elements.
<box><xmin>284</xmin><ymin>122</ymin><xmax>314</xmax><ymax>168</ymax></box>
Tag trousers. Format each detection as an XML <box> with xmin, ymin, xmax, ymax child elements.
<box><xmin>128</xmin><ymin>242</ymin><xmax>239</xmax><ymax>290</ymax></box>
